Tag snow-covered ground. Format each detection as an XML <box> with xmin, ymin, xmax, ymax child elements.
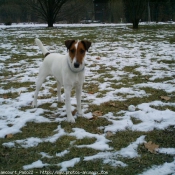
<box><xmin>0</xmin><ymin>23</ymin><xmax>175</xmax><ymax>174</ymax></box>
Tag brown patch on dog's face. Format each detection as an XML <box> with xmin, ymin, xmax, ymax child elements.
<box><xmin>67</xmin><ymin>41</ymin><xmax>86</xmax><ymax>64</ymax></box>
<box><xmin>65</xmin><ymin>40</ymin><xmax>75</xmax><ymax>50</ymax></box>
<box><xmin>76</xmin><ymin>41</ymin><xmax>86</xmax><ymax>64</ymax></box>
<box><xmin>68</xmin><ymin>41</ymin><xmax>77</xmax><ymax>61</ymax></box>
<box><xmin>81</xmin><ymin>40</ymin><xmax>91</xmax><ymax>51</ymax></box>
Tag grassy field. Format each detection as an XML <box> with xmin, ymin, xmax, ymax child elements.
<box><xmin>0</xmin><ymin>23</ymin><xmax>175</xmax><ymax>174</ymax></box>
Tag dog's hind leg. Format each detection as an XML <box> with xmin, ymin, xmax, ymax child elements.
<box><xmin>32</xmin><ymin>69</ymin><xmax>48</xmax><ymax>108</ymax></box>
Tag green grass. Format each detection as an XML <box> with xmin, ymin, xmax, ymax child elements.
<box><xmin>0</xmin><ymin>24</ymin><xmax>175</xmax><ymax>174</ymax></box>
<box><xmin>1</xmin><ymin>82</ymin><xmax>34</xmax><ymax>90</ymax></box>
<box><xmin>1</xmin><ymin>127</ymin><xmax>174</xmax><ymax>174</ymax></box>
<box><xmin>169</xmin><ymin>34</ymin><xmax>175</xmax><ymax>44</ymax></box>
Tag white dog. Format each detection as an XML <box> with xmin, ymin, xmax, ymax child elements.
<box><xmin>33</xmin><ymin>38</ymin><xmax>91</xmax><ymax>123</ymax></box>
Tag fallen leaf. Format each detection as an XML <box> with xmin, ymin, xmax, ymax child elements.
<box><xmin>89</xmin><ymin>111</ymin><xmax>103</xmax><ymax>120</ymax></box>
<box><xmin>109</xmin><ymin>102</ymin><xmax>116</xmax><ymax>107</ymax></box>
<box><xmin>89</xmin><ymin>116</ymin><xmax>97</xmax><ymax>120</ymax></box>
<box><xmin>5</xmin><ymin>134</ymin><xmax>13</xmax><ymax>139</ymax></box>
<box><xmin>72</xmin><ymin>109</ymin><xmax>77</xmax><ymax>116</ymax></box>
<box><xmin>106</xmin><ymin>131</ymin><xmax>113</xmax><ymax>137</ymax></box>
<box><xmin>92</xmin><ymin>111</ymin><xmax>103</xmax><ymax>117</ymax></box>
<box><xmin>96</xmin><ymin>56</ymin><xmax>101</xmax><ymax>60</ymax></box>
<box><xmin>3</xmin><ymin>95</ymin><xmax>8</xmax><ymax>99</ymax></box>
<box><xmin>88</xmin><ymin>91</ymin><xmax>94</xmax><ymax>94</ymax></box>
<box><xmin>124</xmin><ymin>104</ymin><xmax>129</xmax><ymax>107</ymax></box>
<box><xmin>144</xmin><ymin>141</ymin><xmax>159</xmax><ymax>153</ymax></box>
<box><xmin>160</xmin><ymin>96</ymin><xmax>171</xmax><ymax>101</ymax></box>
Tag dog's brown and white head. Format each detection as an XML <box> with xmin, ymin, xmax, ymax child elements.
<box><xmin>65</xmin><ymin>40</ymin><xmax>91</xmax><ymax>73</ymax></box>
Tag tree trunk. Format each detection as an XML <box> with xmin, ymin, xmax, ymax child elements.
<box><xmin>48</xmin><ymin>22</ymin><xmax>53</xmax><ymax>27</ymax></box>
<box><xmin>155</xmin><ymin>5</ymin><xmax>159</xmax><ymax>23</ymax></box>
<box><xmin>132</xmin><ymin>18</ymin><xmax>139</xmax><ymax>29</ymax></box>
<box><xmin>47</xmin><ymin>10</ymin><xmax>54</xmax><ymax>27</ymax></box>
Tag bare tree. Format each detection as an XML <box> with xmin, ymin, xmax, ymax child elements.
<box><xmin>123</xmin><ymin>0</ymin><xmax>147</xmax><ymax>29</ymax></box>
<box><xmin>149</xmin><ymin>0</ymin><xmax>174</xmax><ymax>23</ymax></box>
<box><xmin>58</xmin><ymin>0</ymin><xmax>94</xmax><ymax>23</ymax></box>
<box><xmin>108</xmin><ymin>0</ymin><xmax>124</xmax><ymax>23</ymax></box>
<box><xmin>28</xmin><ymin>0</ymin><xmax>68</xmax><ymax>27</ymax></box>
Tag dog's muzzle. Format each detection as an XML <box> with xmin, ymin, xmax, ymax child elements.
<box><xmin>74</xmin><ymin>62</ymin><xmax>80</xmax><ymax>68</ymax></box>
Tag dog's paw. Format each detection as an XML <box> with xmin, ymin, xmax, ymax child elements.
<box><xmin>76</xmin><ymin>110</ymin><xmax>83</xmax><ymax>117</ymax></box>
<box><xmin>32</xmin><ymin>101</ymin><xmax>37</xmax><ymax>108</ymax></box>
<box><xmin>58</xmin><ymin>98</ymin><xmax>64</xmax><ymax>103</ymax></box>
<box><xmin>67</xmin><ymin>117</ymin><xmax>75</xmax><ymax>123</ymax></box>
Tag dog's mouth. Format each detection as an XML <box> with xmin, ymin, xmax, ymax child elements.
<box><xmin>67</xmin><ymin>58</ymin><xmax>84</xmax><ymax>73</ymax></box>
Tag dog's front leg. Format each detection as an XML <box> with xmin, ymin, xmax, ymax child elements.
<box><xmin>64</xmin><ymin>85</ymin><xmax>75</xmax><ymax>123</ymax></box>
<box><xmin>57</xmin><ymin>81</ymin><xmax>64</xmax><ymax>103</ymax></box>
<box><xmin>76</xmin><ymin>84</ymin><xmax>83</xmax><ymax>116</ymax></box>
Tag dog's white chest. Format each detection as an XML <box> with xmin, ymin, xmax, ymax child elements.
<box><xmin>73</xmin><ymin>73</ymin><xmax>81</xmax><ymax>85</ymax></box>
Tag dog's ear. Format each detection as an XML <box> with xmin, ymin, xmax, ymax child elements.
<box><xmin>65</xmin><ymin>40</ymin><xmax>75</xmax><ymax>50</ymax></box>
<box><xmin>81</xmin><ymin>40</ymin><xmax>91</xmax><ymax>51</ymax></box>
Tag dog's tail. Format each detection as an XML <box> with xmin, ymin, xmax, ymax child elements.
<box><xmin>35</xmin><ymin>38</ymin><xmax>50</xmax><ymax>57</ymax></box>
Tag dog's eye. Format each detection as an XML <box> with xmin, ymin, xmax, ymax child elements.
<box><xmin>80</xmin><ymin>49</ymin><xmax>85</xmax><ymax>54</ymax></box>
<box><xmin>70</xmin><ymin>49</ymin><xmax>75</xmax><ymax>54</ymax></box>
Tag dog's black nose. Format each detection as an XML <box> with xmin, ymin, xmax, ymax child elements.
<box><xmin>74</xmin><ymin>62</ymin><xmax>80</xmax><ymax>68</ymax></box>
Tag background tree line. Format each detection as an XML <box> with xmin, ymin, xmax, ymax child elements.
<box><xmin>0</xmin><ymin>0</ymin><xmax>174</xmax><ymax>28</ymax></box>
